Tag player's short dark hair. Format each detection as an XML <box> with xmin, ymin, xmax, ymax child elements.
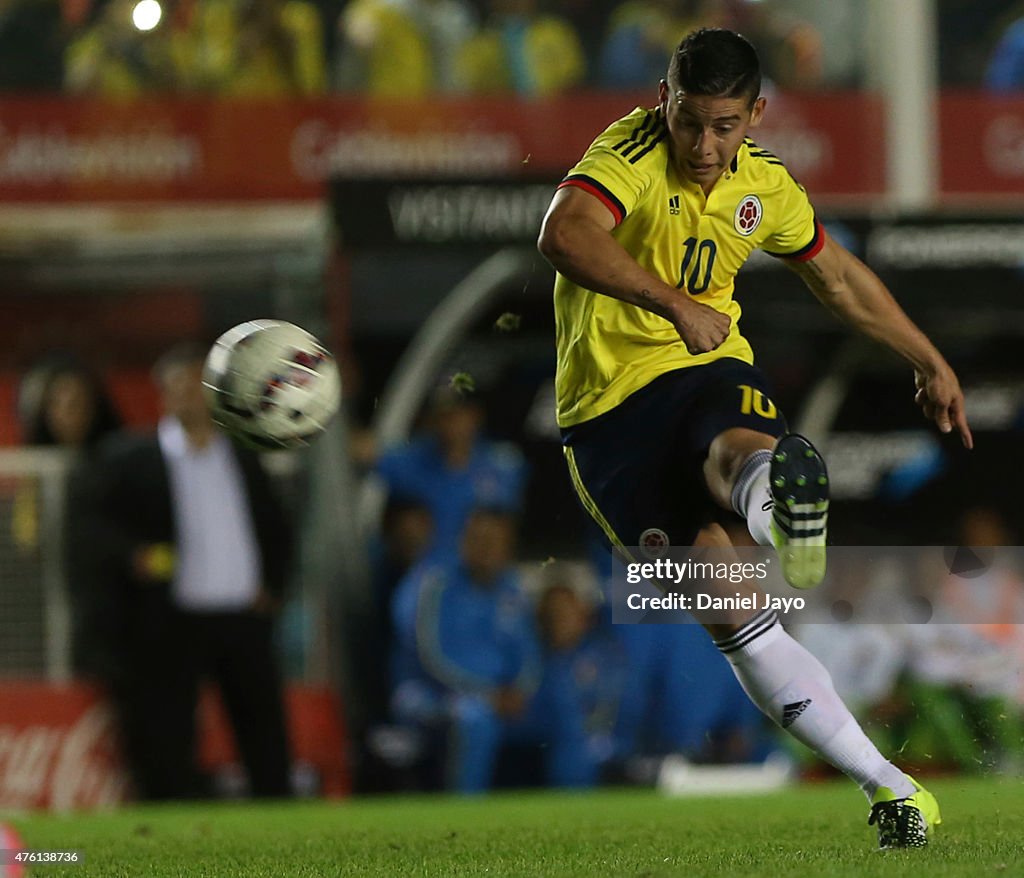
<box><xmin>667</xmin><ymin>28</ymin><xmax>761</xmax><ymax>106</ymax></box>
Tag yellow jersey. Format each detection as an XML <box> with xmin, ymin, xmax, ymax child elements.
<box><xmin>554</xmin><ymin>106</ymin><xmax>823</xmax><ymax>428</ymax></box>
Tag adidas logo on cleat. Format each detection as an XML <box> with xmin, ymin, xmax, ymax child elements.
<box><xmin>781</xmin><ymin>699</ymin><xmax>812</xmax><ymax>728</ymax></box>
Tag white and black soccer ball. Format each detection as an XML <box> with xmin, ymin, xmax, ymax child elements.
<box><xmin>202</xmin><ymin>319</ymin><xmax>341</xmax><ymax>450</ymax></box>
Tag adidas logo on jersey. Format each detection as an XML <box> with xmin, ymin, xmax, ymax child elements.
<box><xmin>668</xmin><ymin>195</ymin><xmax>680</xmax><ymax>215</ymax></box>
<box><xmin>781</xmin><ymin>699</ymin><xmax>812</xmax><ymax>728</ymax></box>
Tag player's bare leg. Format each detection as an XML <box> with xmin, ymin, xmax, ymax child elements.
<box><xmin>685</xmin><ymin>523</ymin><xmax>938</xmax><ymax>847</ymax></box>
<box><xmin>703</xmin><ymin>428</ymin><xmax>774</xmax><ymax>513</ymax></box>
<box><xmin>704</xmin><ymin>428</ymin><xmax>829</xmax><ymax>589</ymax></box>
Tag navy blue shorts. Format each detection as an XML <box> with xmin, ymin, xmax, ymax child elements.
<box><xmin>562</xmin><ymin>359</ymin><xmax>787</xmax><ymax>550</ymax></box>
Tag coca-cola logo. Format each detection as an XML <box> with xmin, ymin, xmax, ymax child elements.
<box><xmin>0</xmin><ymin>704</ymin><xmax>130</xmax><ymax>811</ymax></box>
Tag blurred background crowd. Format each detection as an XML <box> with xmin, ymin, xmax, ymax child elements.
<box><xmin>2</xmin><ymin>0</ymin><xmax>1024</xmax><ymax>97</ymax></box>
<box><xmin>1</xmin><ymin>0</ymin><xmax>1024</xmax><ymax>807</ymax></box>
<box><xmin>10</xmin><ymin>339</ymin><xmax>1024</xmax><ymax>800</ymax></box>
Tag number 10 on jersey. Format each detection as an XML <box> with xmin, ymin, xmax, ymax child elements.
<box><xmin>677</xmin><ymin>237</ymin><xmax>717</xmax><ymax>295</ymax></box>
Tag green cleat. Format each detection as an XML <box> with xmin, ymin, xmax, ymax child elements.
<box><xmin>769</xmin><ymin>434</ymin><xmax>828</xmax><ymax>589</ymax></box>
<box><xmin>868</xmin><ymin>775</ymin><xmax>941</xmax><ymax>849</ymax></box>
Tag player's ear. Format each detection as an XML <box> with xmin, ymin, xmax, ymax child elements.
<box><xmin>748</xmin><ymin>96</ymin><xmax>767</xmax><ymax>128</ymax></box>
<box><xmin>658</xmin><ymin>79</ymin><xmax>669</xmax><ymax>110</ymax></box>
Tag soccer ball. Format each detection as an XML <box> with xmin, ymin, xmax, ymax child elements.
<box><xmin>202</xmin><ymin>319</ymin><xmax>341</xmax><ymax>450</ymax></box>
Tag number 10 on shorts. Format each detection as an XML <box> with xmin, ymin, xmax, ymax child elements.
<box><xmin>739</xmin><ymin>384</ymin><xmax>777</xmax><ymax>419</ymax></box>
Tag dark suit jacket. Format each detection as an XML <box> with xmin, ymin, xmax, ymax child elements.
<box><xmin>66</xmin><ymin>428</ymin><xmax>294</xmax><ymax>678</ymax></box>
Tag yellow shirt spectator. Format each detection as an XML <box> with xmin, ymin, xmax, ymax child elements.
<box><xmin>337</xmin><ymin>0</ymin><xmax>433</xmax><ymax>97</ymax></box>
<box><xmin>458</xmin><ymin>8</ymin><xmax>585</xmax><ymax>96</ymax></box>
<box><xmin>187</xmin><ymin>0</ymin><xmax>327</xmax><ymax>96</ymax></box>
<box><xmin>65</xmin><ymin>0</ymin><xmax>183</xmax><ymax>96</ymax></box>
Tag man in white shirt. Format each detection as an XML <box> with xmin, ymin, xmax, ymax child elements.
<box><xmin>72</xmin><ymin>343</ymin><xmax>294</xmax><ymax>800</ymax></box>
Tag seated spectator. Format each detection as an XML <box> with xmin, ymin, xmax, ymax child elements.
<box><xmin>374</xmin><ymin>383</ymin><xmax>526</xmax><ymax>562</ymax></box>
<box><xmin>188</xmin><ymin>0</ymin><xmax>327</xmax><ymax>95</ymax></box>
<box><xmin>534</xmin><ymin>571</ymin><xmax>625</xmax><ymax>772</ymax></box>
<box><xmin>337</xmin><ymin>0</ymin><xmax>477</xmax><ymax>93</ymax></box>
<box><xmin>65</xmin><ymin>0</ymin><xmax>184</xmax><ymax>96</ymax></box>
<box><xmin>599</xmin><ymin>1</ymin><xmax>822</xmax><ymax>92</ymax></box>
<box><xmin>457</xmin><ymin>0</ymin><xmax>585</xmax><ymax>96</ymax></box>
<box><xmin>721</xmin><ymin>0</ymin><xmax>823</xmax><ymax>90</ymax></box>
<box><xmin>585</xmin><ymin>538</ymin><xmax>775</xmax><ymax>769</ymax></box>
<box><xmin>407</xmin><ymin>0</ymin><xmax>479</xmax><ymax>91</ymax></box>
<box><xmin>336</xmin><ymin>0</ymin><xmax>437</xmax><ymax>96</ymax></box>
<box><xmin>391</xmin><ymin>507</ymin><xmax>596</xmax><ymax>791</ymax></box>
<box><xmin>613</xmin><ymin>621</ymin><xmax>776</xmax><ymax>767</ymax></box>
<box><xmin>598</xmin><ymin>0</ymin><xmax>718</xmax><ymax>89</ymax></box>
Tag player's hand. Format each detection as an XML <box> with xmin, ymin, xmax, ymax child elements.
<box><xmin>914</xmin><ymin>366</ymin><xmax>973</xmax><ymax>449</ymax></box>
<box><xmin>672</xmin><ymin>299</ymin><xmax>731</xmax><ymax>354</ymax></box>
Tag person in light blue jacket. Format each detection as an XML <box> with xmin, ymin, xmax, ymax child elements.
<box><xmin>391</xmin><ymin>507</ymin><xmax>595</xmax><ymax>792</ymax></box>
<box><xmin>376</xmin><ymin>386</ymin><xmax>526</xmax><ymax>564</ymax></box>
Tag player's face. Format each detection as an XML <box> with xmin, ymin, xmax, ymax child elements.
<box><xmin>659</xmin><ymin>83</ymin><xmax>766</xmax><ymax>189</ymax></box>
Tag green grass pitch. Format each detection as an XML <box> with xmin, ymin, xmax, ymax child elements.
<box><xmin>7</xmin><ymin>776</ymin><xmax>1023</xmax><ymax>877</ymax></box>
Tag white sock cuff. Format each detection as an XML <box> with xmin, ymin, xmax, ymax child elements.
<box><xmin>730</xmin><ymin>449</ymin><xmax>773</xmax><ymax>518</ymax></box>
<box><xmin>714</xmin><ymin>608</ymin><xmax>782</xmax><ymax>659</ymax></box>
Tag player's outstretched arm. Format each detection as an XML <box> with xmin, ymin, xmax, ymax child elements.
<box><xmin>786</xmin><ymin>233</ymin><xmax>973</xmax><ymax>449</ymax></box>
<box><xmin>538</xmin><ymin>186</ymin><xmax>731</xmax><ymax>355</ymax></box>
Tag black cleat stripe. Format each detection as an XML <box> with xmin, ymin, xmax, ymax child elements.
<box><xmin>774</xmin><ymin>509</ymin><xmax>828</xmax><ymax>522</ymax></box>
<box><xmin>772</xmin><ymin>522</ymin><xmax>827</xmax><ymax>538</ymax></box>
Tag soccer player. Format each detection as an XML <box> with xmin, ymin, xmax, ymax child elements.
<box><xmin>537</xmin><ymin>27</ymin><xmax>973</xmax><ymax>849</ymax></box>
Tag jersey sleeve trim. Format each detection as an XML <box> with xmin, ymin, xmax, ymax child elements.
<box><xmin>764</xmin><ymin>217</ymin><xmax>825</xmax><ymax>262</ymax></box>
<box><xmin>558</xmin><ymin>174</ymin><xmax>627</xmax><ymax>225</ymax></box>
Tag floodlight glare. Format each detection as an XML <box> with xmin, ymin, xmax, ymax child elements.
<box><xmin>132</xmin><ymin>0</ymin><xmax>162</xmax><ymax>32</ymax></box>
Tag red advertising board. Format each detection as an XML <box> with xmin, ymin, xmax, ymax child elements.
<box><xmin>940</xmin><ymin>92</ymin><xmax>1024</xmax><ymax>199</ymax></box>
<box><xmin>0</xmin><ymin>682</ymin><xmax>350</xmax><ymax>810</ymax></box>
<box><xmin>0</xmin><ymin>94</ymin><xmax>885</xmax><ymax>204</ymax></box>
<box><xmin>0</xmin><ymin>683</ymin><xmax>128</xmax><ymax>811</ymax></box>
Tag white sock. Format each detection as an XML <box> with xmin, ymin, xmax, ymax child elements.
<box><xmin>716</xmin><ymin>611</ymin><xmax>914</xmax><ymax>801</ymax></box>
<box><xmin>730</xmin><ymin>450</ymin><xmax>774</xmax><ymax>546</ymax></box>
